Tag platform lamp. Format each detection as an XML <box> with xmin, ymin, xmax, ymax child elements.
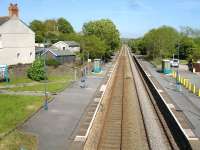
<box><xmin>43</xmin><ymin>33</ymin><xmax>50</xmax><ymax>111</ymax></box>
<box><xmin>43</xmin><ymin>51</ymin><xmax>48</xmax><ymax>110</ymax></box>
<box><xmin>176</xmin><ymin>42</ymin><xmax>181</xmax><ymax>92</ymax></box>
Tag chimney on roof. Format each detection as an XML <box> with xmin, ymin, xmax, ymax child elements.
<box><xmin>8</xmin><ymin>3</ymin><xmax>19</xmax><ymax>18</ymax></box>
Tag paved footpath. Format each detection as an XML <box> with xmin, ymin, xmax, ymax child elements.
<box><xmin>140</xmin><ymin>60</ymin><xmax>200</xmax><ymax>138</ymax></box>
<box><xmin>21</xmin><ymin>72</ymin><xmax>107</xmax><ymax>150</ymax></box>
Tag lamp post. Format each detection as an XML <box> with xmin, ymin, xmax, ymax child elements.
<box><xmin>44</xmin><ymin>52</ymin><xmax>48</xmax><ymax>110</ymax></box>
<box><xmin>43</xmin><ymin>33</ymin><xmax>49</xmax><ymax>110</ymax></box>
<box><xmin>176</xmin><ymin>41</ymin><xmax>181</xmax><ymax>91</ymax></box>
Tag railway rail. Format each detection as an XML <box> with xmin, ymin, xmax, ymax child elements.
<box><xmin>82</xmin><ymin>45</ymin><xmax>194</xmax><ymax>150</ymax></box>
<box><xmin>97</xmin><ymin>45</ymin><xmax>177</xmax><ymax>150</ymax></box>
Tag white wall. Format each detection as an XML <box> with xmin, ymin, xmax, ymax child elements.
<box><xmin>69</xmin><ymin>47</ymin><xmax>80</xmax><ymax>52</ymax></box>
<box><xmin>53</xmin><ymin>42</ymin><xmax>69</xmax><ymax>50</ymax></box>
<box><xmin>0</xmin><ymin>18</ymin><xmax>35</xmax><ymax>65</ymax></box>
<box><xmin>53</xmin><ymin>41</ymin><xmax>80</xmax><ymax>53</ymax></box>
<box><xmin>0</xmin><ymin>47</ymin><xmax>35</xmax><ymax>65</ymax></box>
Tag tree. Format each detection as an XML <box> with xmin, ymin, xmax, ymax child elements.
<box><xmin>30</xmin><ymin>20</ymin><xmax>46</xmax><ymax>42</ymax></box>
<box><xmin>143</xmin><ymin>26</ymin><xmax>179</xmax><ymax>59</ymax></box>
<box><xmin>57</xmin><ymin>18</ymin><xmax>74</xmax><ymax>34</ymax></box>
<box><xmin>27</xmin><ymin>59</ymin><xmax>46</xmax><ymax>81</ymax></box>
<box><xmin>178</xmin><ymin>36</ymin><xmax>196</xmax><ymax>59</ymax></box>
<box><xmin>180</xmin><ymin>26</ymin><xmax>200</xmax><ymax>38</ymax></box>
<box><xmin>58</xmin><ymin>33</ymin><xmax>82</xmax><ymax>43</ymax></box>
<box><xmin>128</xmin><ymin>38</ymin><xmax>146</xmax><ymax>55</ymax></box>
<box><xmin>83</xmin><ymin>19</ymin><xmax>120</xmax><ymax>51</ymax></box>
<box><xmin>80</xmin><ymin>35</ymin><xmax>107</xmax><ymax>59</ymax></box>
<box><xmin>44</xmin><ymin>19</ymin><xmax>57</xmax><ymax>32</ymax></box>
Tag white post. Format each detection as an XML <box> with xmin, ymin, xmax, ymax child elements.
<box><xmin>74</xmin><ymin>68</ymin><xmax>77</xmax><ymax>81</ymax></box>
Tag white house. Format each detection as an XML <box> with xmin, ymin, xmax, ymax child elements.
<box><xmin>0</xmin><ymin>3</ymin><xmax>35</xmax><ymax>66</ymax></box>
<box><xmin>52</xmin><ymin>41</ymin><xmax>80</xmax><ymax>53</ymax></box>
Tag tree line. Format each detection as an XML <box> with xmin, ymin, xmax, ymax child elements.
<box><xmin>128</xmin><ymin>26</ymin><xmax>200</xmax><ymax>62</ymax></box>
<box><xmin>30</xmin><ymin>18</ymin><xmax>120</xmax><ymax>60</ymax></box>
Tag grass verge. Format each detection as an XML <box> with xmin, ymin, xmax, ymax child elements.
<box><xmin>0</xmin><ymin>130</ymin><xmax>37</xmax><ymax>150</ymax></box>
<box><xmin>9</xmin><ymin>82</ymin><xmax>69</xmax><ymax>93</ymax></box>
<box><xmin>4</xmin><ymin>75</ymin><xmax>73</xmax><ymax>93</ymax></box>
<box><xmin>0</xmin><ymin>95</ymin><xmax>43</xmax><ymax>135</ymax></box>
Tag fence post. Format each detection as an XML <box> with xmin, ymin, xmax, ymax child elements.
<box><xmin>74</xmin><ymin>68</ymin><xmax>77</xmax><ymax>81</ymax></box>
<box><xmin>183</xmin><ymin>79</ymin><xmax>186</xmax><ymax>86</ymax></box>
<box><xmin>186</xmin><ymin>80</ymin><xmax>189</xmax><ymax>89</ymax></box>
<box><xmin>189</xmin><ymin>82</ymin><xmax>192</xmax><ymax>91</ymax></box>
<box><xmin>193</xmin><ymin>84</ymin><xmax>196</xmax><ymax>94</ymax></box>
<box><xmin>198</xmin><ymin>89</ymin><xmax>200</xmax><ymax>97</ymax></box>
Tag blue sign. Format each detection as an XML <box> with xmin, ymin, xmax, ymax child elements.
<box><xmin>0</xmin><ymin>64</ymin><xmax>9</xmax><ymax>82</ymax></box>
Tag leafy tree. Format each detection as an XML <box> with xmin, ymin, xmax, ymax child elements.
<box><xmin>83</xmin><ymin>19</ymin><xmax>120</xmax><ymax>51</ymax></box>
<box><xmin>177</xmin><ymin>36</ymin><xmax>196</xmax><ymax>59</ymax></box>
<box><xmin>128</xmin><ymin>38</ymin><xmax>146</xmax><ymax>55</ymax></box>
<box><xmin>57</xmin><ymin>18</ymin><xmax>74</xmax><ymax>34</ymax></box>
<box><xmin>191</xmin><ymin>47</ymin><xmax>200</xmax><ymax>61</ymax></box>
<box><xmin>27</xmin><ymin>59</ymin><xmax>46</xmax><ymax>81</ymax></box>
<box><xmin>30</xmin><ymin>20</ymin><xmax>46</xmax><ymax>42</ymax></box>
<box><xmin>143</xmin><ymin>26</ymin><xmax>179</xmax><ymax>59</ymax></box>
<box><xmin>58</xmin><ymin>33</ymin><xmax>82</xmax><ymax>43</ymax></box>
<box><xmin>44</xmin><ymin>19</ymin><xmax>57</xmax><ymax>32</ymax></box>
<box><xmin>180</xmin><ymin>26</ymin><xmax>200</xmax><ymax>38</ymax></box>
<box><xmin>80</xmin><ymin>35</ymin><xmax>107</xmax><ymax>59</ymax></box>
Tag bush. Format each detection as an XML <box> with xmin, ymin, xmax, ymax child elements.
<box><xmin>27</xmin><ymin>59</ymin><xmax>46</xmax><ymax>81</ymax></box>
<box><xmin>46</xmin><ymin>59</ymin><xmax>61</xmax><ymax>67</ymax></box>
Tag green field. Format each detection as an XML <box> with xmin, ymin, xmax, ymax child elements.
<box><xmin>1</xmin><ymin>75</ymin><xmax>73</xmax><ymax>93</ymax></box>
<box><xmin>9</xmin><ymin>82</ymin><xmax>69</xmax><ymax>93</ymax></box>
<box><xmin>0</xmin><ymin>76</ymin><xmax>34</xmax><ymax>86</ymax></box>
<box><xmin>8</xmin><ymin>75</ymin><xmax>73</xmax><ymax>93</ymax></box>
<box><xmin>0</xmin><ymin>130</ymin><xmax>37</xmax><ymax>150</ymax></box>
<box><xmin>0</xmin><ymin>95</ymin><xmax>43</xmax><ymax>134</ymax></box>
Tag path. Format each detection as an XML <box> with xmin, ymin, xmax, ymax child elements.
<box><xmin>20</xmin><ymin>63</ymin><xmax>112</xmax><ymax>150</ymax></box>
<box><xmin>140</xmin><ymin>59</ymin><xmax>200</xmax><ymax>138</ymax></box>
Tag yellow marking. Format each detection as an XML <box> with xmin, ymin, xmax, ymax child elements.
<box><xmin>193</xmin><ymin>84</ymin><xmax>196</xmax><ymax>94</ymax></box>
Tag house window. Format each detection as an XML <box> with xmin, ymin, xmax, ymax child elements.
<box><xmin>17</xmin><ymin>53</ymin><xmax>20</xmax><ymax>58</ymax></box>
<box><xmin>63</xmin><ymin>47</ymin><xmax>65</xmax><ymax>50</ymax></box>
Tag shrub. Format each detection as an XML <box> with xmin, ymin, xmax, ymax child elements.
<box><xmin>27</xmin><ymin>59</ymin><xmax>46</xmax><ymax>81</ymax></box>
<box><xmin>46</xmin><ymin>59</ymin><xmax>61</xmax><ymax>67</ymax></box>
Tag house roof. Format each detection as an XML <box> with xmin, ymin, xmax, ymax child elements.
<box><xmin>45</xmin><ymin>48</ymin><xmax>75</xmax><ymax>57</ymax></box>
<box><xmin>0</xmin><ymin>17</ymin><xmax>10</xmax><ymax>26</ymax></box>
<box><xmin>35</xmin><ymin>47</ymin><xmax>45</xmax><ymax>53</ymax></box>
<box><xmin>63</xmin><ymin>41</ymin><xmax>80</xmax><ymax>47</ymax></box>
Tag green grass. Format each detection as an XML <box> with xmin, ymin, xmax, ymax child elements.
<box><xmin>9</xmin><ymin>82</ymin><xmax>70</xmax><ymax>93</ymax></box>
<box><xmin>2</xmin><ymin>74</ymin><xmax>73</xmax><ymax>93</ymax></box>
<box><xmin>0</xmin><ymin>130</ymin><xmax>37</xmax><ymax>150</ymax></box>
<box><xmin>48</xmin><ymin>75</ymin><xmax>73</xmax><ymax>82</ymax></box>
<box><xmin>150</xmin><ymin>58</ymin><xmax>162</xmax><ymax>68</ymax></box>
<box><xmin>0</xmin><ymin>76</ymin><xmax>34</xmax><ymax>86</ymax></box>
<box><xmin>180</xmin><ymin>59</ymin><xmax>188</xmax><ymax>65</ymax></box>
<box><xmin>0</xmin><ymin>74</ymin><xmax>72</xmax><ymax>86</ymax></box>
<box><xmin>0</xmin><ymin>95</ymin><xmax>43</xmax><ymax>134</ymax></box>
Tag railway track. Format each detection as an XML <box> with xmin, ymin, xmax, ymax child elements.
<box><xmin>97</xmin><ymin>45</ymin><xmax>176</xmax><ymax>150</ymax></box>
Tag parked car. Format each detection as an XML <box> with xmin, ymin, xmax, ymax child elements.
<box><xmin>170</xmin><ymin>59</ymin><xmax>179</xmax><ymax>67</ymax></box>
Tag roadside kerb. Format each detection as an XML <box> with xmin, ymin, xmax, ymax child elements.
<box><xmin>74</xmin><ymin>51</ymin><xmax>122</xmax><ymax>145</ymax></box>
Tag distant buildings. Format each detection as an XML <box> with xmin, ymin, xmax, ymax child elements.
<box><xmin>52</xmin><ymin>41</ymin><xmax>80</xmax><ymax>53</ymax></box>
<box><xmin>0</xmin><ymin>3</ymin><xmax>35</xmax><ymax>65</ymax></box>
<box><xmin>43</xmin><ymin>47</ymin><xmax>76</xmax><ymax>64</ymax></box>
<box><xmin>35</xmin><ymin>41</ymin><xmax>80</xmax><ymax>64</ymax></box>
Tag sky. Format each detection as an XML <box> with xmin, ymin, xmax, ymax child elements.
<box><xmin>0</xmin><ymin>0</ymin><xmax>200</xmax><ymax>38</ymax></box>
